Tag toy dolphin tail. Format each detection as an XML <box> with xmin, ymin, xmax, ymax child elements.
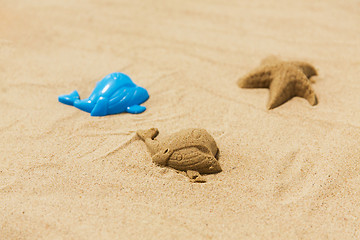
<box><xmin>58</xmin><ymin>90</ymin><xmax>80</xmax><ymax>106</ymax></box>
<box><xmin>73</xmin><ymin>98</ymin><xmax>96</xmax><ymax>114</ymax></box>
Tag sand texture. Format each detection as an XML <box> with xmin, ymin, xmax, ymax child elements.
<box><xmin>1</xmin><ymin>0</ymin><xmax>360</xmax><ymax>239</ymax></box>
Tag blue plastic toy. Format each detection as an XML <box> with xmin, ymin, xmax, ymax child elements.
<box><xmin>58</xmin><ymin>72</ymin><xmax>149</xmax><ymax>116</ymax></box>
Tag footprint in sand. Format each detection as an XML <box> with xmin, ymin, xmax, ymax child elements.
<box><xmin>0</xmin><ymin>168</ymin><xmax>18</xmax><ymax>191</ymax></box>
<box><xmin>272</xmin><ymin>150</ymin><xmax>315</xmax><ymax>204</ymax></box>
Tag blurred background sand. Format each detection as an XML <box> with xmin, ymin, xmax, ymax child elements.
<box><xmin>1</xmin><ymin>0</ymin><xmax>360</xmax><ymax>239</ymax></box>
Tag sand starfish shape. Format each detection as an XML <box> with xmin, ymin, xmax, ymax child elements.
<box><xmin>237</xmin><ymin>56</ymin><xmax>318</xmax><ymax>109</ymax></box>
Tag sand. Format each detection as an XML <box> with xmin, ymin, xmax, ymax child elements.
<box><xmin>1</xmin><ymin>0</ymin><xmax>360</xmax><ymax>239</ymax></box>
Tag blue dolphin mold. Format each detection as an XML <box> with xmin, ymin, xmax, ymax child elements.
<box><xmin>58</xmin><ymin>72</ymin><xmax>149</xmax><ymax>116</ymax></box>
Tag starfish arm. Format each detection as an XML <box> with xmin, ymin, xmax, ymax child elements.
<box><xmin>237</xmin><ymin>66</ymin><xmax>273</xmax><ymax>88</ymax></box>
<box><xmin>267</xmin><ymin>66</ymin><xmax>318</xmax><ymax>109</ymax></box>
<box><xmin>294</xmin><ymin>76</ymin><xmax>318</xmax><ymax>106</ymax></box>
<box><xmin>267</xmin><ymin>81</ymin><xmax>295</xmax><ymax>110</ymax></box>
<box><xmin>290</xmin><ymin>61</ymin><xmax>317</xmax><ymax>79</ymax></box>
<box><xmin>267</xmin><ymin>66</ymin><xmax>308</xmax><ymax>109</ymax></box>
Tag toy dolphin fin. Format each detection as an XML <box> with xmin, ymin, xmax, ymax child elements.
<box><xmin>91</xmin><ymin>97</ymin><xmax>108</xmax><ymax>116</ymax></box>
<box><xmin>126</xmin><ymin>105</ymin><xmax>146</xmax><ymax>114</ymax></box>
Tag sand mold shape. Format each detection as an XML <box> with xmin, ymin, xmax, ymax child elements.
<box><xmin>58</xmin><ymin>72</ymin><xmax>149</xmax><ymax>116</ymax></box>
<box><xmin>137</xmin><ymin>128</ymin><xmax>222</xmax><ymax>183</ymax></box>
<box><xmin>237</xmin><ymin>56</ymin><xmax>318</xmax><ymax>109</ymax></box>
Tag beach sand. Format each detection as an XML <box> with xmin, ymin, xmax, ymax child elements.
<box><xmin>1</xmin><ymin>0</ymin><xmax>360</xmax><ymax>239</ymax></box>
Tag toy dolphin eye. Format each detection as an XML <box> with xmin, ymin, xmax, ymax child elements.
<box><xmin>192</xmin><ymin>129</ymin><xmax>202</xmax><ymax>139</ymax></box>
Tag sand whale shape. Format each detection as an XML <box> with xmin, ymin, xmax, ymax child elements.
<box><xmin>58</xmin><ymin>72</ymin><xmax>149</xmax><ymax>116</ymax></box>
<box><xmin>137</xmin><ymin>128</ymin><xmax>222</xmax><ymax>182</ymax></box>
